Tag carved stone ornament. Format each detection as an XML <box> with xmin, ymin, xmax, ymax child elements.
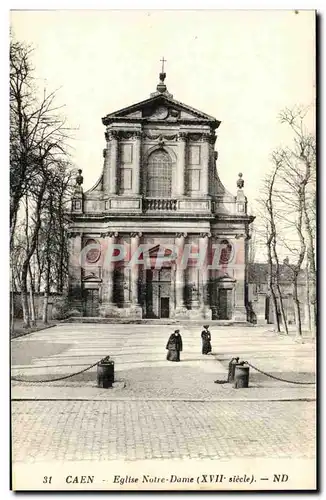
<box><xmin>130</xmin><ymin>232</ymin><xmax>142</xmax><ymax>238</ymax></box>
<box><xmin>105</xmin><ymin>130</ymin><xmax>120</xmax><ymax>141</ymax></box>
<box><xmin>177</xmin><ymin>132</ymin><xmax>188</xmax><ymax>141</ymax></box>
<box><xmin>143</xmin><ymin>132</ymin><xmax>178</xmax><ymax>141</ymax></box>
<box><xmin>100</xmin><ymin>231</ymin><xmax>119</xmax><ymax>238</ymax></box>
<box><xmin>235</xmin><ymin>233</ymin><xmax>245</xmax><ymax>239</ymax></box>
<box><xmin>175</xmin><ymin>232</ymin><xmax>187</xmax><ymax>238</ymax></box>
<box><xmin>237</xmin><ymin>172</ymin><xmax>244</xmax><ymax>189</ymax></box>
<box><xmin>199</xmin><ymin>232</ymin><xmax>212</xmax><ymax>238</ymax></box>
<box><xmin>150</xmin><ymin>106</ymin><xmax>169</xmax><ymax>120</ymax></box>
<box><xmin>117</xmin><ymin>131</ymin><xmax>142</xmax><ymax>140</ymax></box>
<box><xmin>188</xmin><ymin>132</ymin><xmax>216</xmax><ymax>143</ymax></box>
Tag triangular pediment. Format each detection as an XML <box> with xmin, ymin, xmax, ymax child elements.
<box><xmin>102</xmin><ymin>93</ymin><xmax>220</xmax><ymax>127</ymax></box>
<box><xmin>147</xmin><ymin>244</ymin><xmax>174</xmax><ymax>258</ymax></box>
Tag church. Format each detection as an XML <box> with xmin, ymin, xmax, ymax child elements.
<box><xmin>68</xmin><ymin>64</ymin><xmax>254</xmax><ymax>321</ymax></box>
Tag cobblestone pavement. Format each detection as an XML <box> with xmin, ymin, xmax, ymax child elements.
<box><xmin>11</xmin><ymin>323</ymin><xmax>316</xmax><ymax>398</ymax></box>
<box><xmin>12</xmin><ymin>400</ymin><xmax>315</xmax><ymax>463</ymax></box>
<box><xmin>11</xmin><ymin>324</ymin><xmax>316</xmax><ymax>464</ymax></box>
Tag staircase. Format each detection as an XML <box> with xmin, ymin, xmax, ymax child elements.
<box><xmin>62</xmin><ymin>317</ymin><xmax>252</xmax><ymax>326</ymax></box>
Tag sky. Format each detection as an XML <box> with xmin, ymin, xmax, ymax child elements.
<box><xmin>10</xmin><ymin>9</ymin><xmax>315</xmax><ymax>217</ymax></box>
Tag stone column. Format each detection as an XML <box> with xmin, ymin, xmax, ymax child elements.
<box><xmin>133</xmin><ymin>132</ymin><xmax>141</xmax><ymax>195</ymax></box>
<box><xmin>103</xmin><ymin>135</ymin><xmax>110</xmax><ymax>192</ymax></box>
<box><xmin>201</xmin><ymin>135</ymin><xmax>209</xmax><ymax>197</ymax></box>
<box><xmin>175</xmin><ymin>133</ymin><xmax>187</xmax><ymax>197</ymax></box>
<box><xmin>233</xmin><ymin>234</ymin><xmax>248</xmax><ymax>322</ymax></box>
<box><xmin>99</xmin><ymin>231</ymin><xmax>118</xmax><ymax>316</ymax></box>
<box><xmin>108</xmin><ymin>131</ymin><xmax>118</xmax><ymax>195</ymax></box>
<box><xmin>130</xmin><ymin>232</ymin><xmax>142</xmax><ymax>305</ymax></box>
<box><xmin>199</xmin><ymin>232</ymin><xmax>212</xmax><ymax>319</ymax></box>
<box><xmin>175</xmin><ymin>232</ymin><xmax>187</xmax><ymax>316</ymax></box>
<box><xmin>68</xmin><ymin>232</ymin><xmax>83</xmax><ymax>314</ymax></box>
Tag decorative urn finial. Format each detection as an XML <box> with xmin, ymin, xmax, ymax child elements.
<box><xmin>74</xmin><ymin>169</ymin><xmax>84</xmax><ymax>194</ymax></box>
<box><xmin>237</xmin><ymin>172</ymin><xmax>244</xmax><ymax>189</ymax></box>
<box><xmin>76</xmin><ymin>169</ymin><xmax>83</xmax><ymax>186</ymax></box>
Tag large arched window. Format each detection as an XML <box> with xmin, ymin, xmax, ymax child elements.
<box><xmin>146</xmin><ymin>150</ymin><xmax>172</xmax><ymax>197</ymax></box>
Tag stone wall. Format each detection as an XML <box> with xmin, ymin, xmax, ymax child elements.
<box><xmin>11</xmin><ymin>292</ymin><xmax>67</xmax><ymax>320</ymax></box>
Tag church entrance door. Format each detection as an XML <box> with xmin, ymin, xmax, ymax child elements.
<box><xmin>144</xmin><ymin>268</ymin><xmax>171</xmax><ymax>318</ymax></box>
<box><xmin>218</xmin><ymin>288</ymin><xmax>232</xmax><ymax>320</ymax></box>
<box><xmin>160</xmin><ymin>297</ymin><xmax>170</xmax><ymax>318</ymax></box>
<box><xmin>83</xmin><ymin>288</ymin><xmax>99</xmax><ymax>317</ymax></box>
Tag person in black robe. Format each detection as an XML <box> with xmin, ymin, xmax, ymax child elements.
<box><xmin>201</xmin><ymin>325</ymin><xmax>212</xmax><ymax>355</ymax></box>
<box><xmin>166</xmin><ymin>329</ymin><xmax>183</xmax><ymax>362</ymax></box>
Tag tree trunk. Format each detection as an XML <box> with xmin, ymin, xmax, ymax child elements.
<box><xmin>303</xmin><ymin>192</ymin><xmax>316</xmax><ymax>337</ymax></box>
<box><xmin>21</xmin><ymin>285</ymin><xmax>30</xmax><ymax>329</ymax></box>
<box><xmin>10</xmin><ymin>268</ymin><xmax>15</xmax><ymax>336</ymax></box>
<box><xmin>272</xmin><ymin>244</ymin><xmax>289</xmax><ymax>335</ymax></box>
<box><xmin>267</xmin><ymin>242</ymin><xmax>280</xmax><ymax>332</ymax></box>
<box><xmin>43</xmin><ymin>262</ymin><xmax>50</xmax><ymax>324</ymax></box>
<box><xmin>293</xmin><ymin>276</ymin><xmax>302</xmax><ymax>337</ymax></box>
<box><xmin>42</xmin><ymin>290</ymin><xmax>49</xmax><ymax>324</ymax></box>
<box><xmin>305</xmin><ymin>260</ymin><xmax>311</xmax><ymax>331</ymax></box>
<box><xmin>28</xmin><ymin>264</ymin><xmax>36</xmax><ymax>326</ymax></box>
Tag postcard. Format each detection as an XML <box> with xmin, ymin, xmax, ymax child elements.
<box><xmin>10</xmin><ymin>9</ymin><xmax>316</xmax><ymax>491</ymax></box>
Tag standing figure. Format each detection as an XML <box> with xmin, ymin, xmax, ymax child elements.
<box><xmin>201</xmin><ymin>325</ymin><xmax>212</xmax><ymax>355</ymax></box>
<box><xmin>166</xmin><ymin>329</ymin><xmax>183</xmax><ymax>362</ymax></box>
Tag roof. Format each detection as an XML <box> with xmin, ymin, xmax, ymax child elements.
<box><xmin>102</xmin><ymin>92</ymin><xmax>221</xmax><ymax>128</ymax></box>
<box><xmin>248</xmin><ymin>262</ymin><xmax>307</xmax><ymax>284</ymax></box>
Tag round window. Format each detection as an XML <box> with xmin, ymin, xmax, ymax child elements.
<box><xmin>85</xmin><ymin>239</ymin><xmax>101</xmax><ymax>263</ymax></box>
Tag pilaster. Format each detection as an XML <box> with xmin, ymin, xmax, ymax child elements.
<box><xmin>175</xmin><ymin>132</ymin><xmax>187</xmax><ymax>197</ymax></box>
<box><xmin>68</xmin><ymin>232</ymin><xmax>83</xmax><ymax>313</ymax></box>
<box><xmin>133</xmin><ymin>132</ymin><xmax>141</xmax><ymax>195</ymax></box>
<box><xmin>99</xmin><ymin>231</ymin><xmax>118</xmax><ymax>317</ymax></box>
<box><xmin>199</xmin><ymin>232</ymin><xmax>212</xmax><ymax>319</ymax></box>
<box><xmin>107</xmin><ymin>131</ymin><xmax>118</xmax><ymax>195</ymax></box>
<box><xmin>130</xmin><ymin>232</ymin><xmax>143</xmax><ymax>317</ymax></box>
<box><xmin>174</xmin><ymin>232</ymin><xmax>188</xmax><ymax>317</ymax></box>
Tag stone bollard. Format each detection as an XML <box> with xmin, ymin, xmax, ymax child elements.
<box><xmin>233</xmin><ymin>363</ymin><xmax>250</xmax><ymax>389</ymax></box>
<box><xmin>97</xmin><ymin>356</ymin><xmax>114</xmax><ymax>388</ymax></box>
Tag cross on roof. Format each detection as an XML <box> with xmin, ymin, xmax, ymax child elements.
<box><xmin>160</xmin><ymin>56</ymin><xmax>167</xmax><ymax>73</ymax></box>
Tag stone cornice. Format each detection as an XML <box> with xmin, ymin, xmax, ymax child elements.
<box><xmin>100</xmin><ymin>231</ymin><xmax>119</xmax><ymax>238</ymax></box>
<box><xmin>188</xmin><ymin>132</ymin><xmax>216</xmax><ymax>144</ymax></box>
<box><xmin>103</xmin><ymin>117</ymin><xmax>221</xmax><ymax>129</ymax></box>
<box><xmin>105</xmin><ymin>130</ymin><xmax>142</xmax><ymax>141</ymax></box>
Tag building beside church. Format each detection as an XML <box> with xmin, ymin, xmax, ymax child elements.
<box><xmin>68</xmin><ymin>68</ymin><xmax>254</xmax><ymax>321</ymax></box>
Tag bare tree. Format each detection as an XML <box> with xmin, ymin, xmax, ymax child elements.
<box><xmin>278</xmin><ymin>107</ymin><xmax>316</xmax><ymax>337</ymax></box>
<box><xmin>257</xmin><ymin>195</ymin><xmax>280</xmax><ymax>333</ymax></box>
<box><xmin>270</xmin><ymin>107</ymin><xmax>315</xmax><ymax>337</ymax></box>
<box><xmin>10</xmin><ymin>34</ymin><xmax>75</xmax><ymax>329</ymax></box>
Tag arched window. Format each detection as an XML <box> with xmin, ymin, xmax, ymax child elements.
<box><xmin>146</xmin><ymin>150</ymin><xmax>172</xmax><ymax>197</ymax></box>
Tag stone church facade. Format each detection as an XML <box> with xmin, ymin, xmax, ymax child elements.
<box><xmin>68</xmin><ymin>71</ymin><xmax>254</xmax><ymax>321</ymax></box>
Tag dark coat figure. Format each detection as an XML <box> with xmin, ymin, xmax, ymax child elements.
<box><xmin>166</xmin><ymin>330</ymin><xmax>183</xmax><ymax>362</ymax></box>
<box><xmin>201</xmin><ymin>325</ymin><xmax>212</xmax><ymax>355</ymax></box>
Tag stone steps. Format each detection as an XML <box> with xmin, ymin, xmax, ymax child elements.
<box><xmin>62</xmin><ymin>317</ymin><xmax>252</xmax><ymax>326</ymax></box>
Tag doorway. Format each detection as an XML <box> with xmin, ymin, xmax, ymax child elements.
<box><xmin>160</xmin><ymin>297</ymin><xmax>170</xmax><ymax>318</ymax></box>
<box><xmin>218</xmin><ymin>288</ymin><xmax>232</xmax><ymax>320</ymax></box>
<box><xmin>144</xmin><ymin>268</ymin><xmax>171</xmax><ymax>318</ymax></box>
<box><xmin>83</xmin><ymin>288</ymin><xmax>99</xmax><ymax>317</ymax></box>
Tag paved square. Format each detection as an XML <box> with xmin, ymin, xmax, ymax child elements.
<box><xmin>11</xmin><ymin>323</ymin><xmax>316</xmax><ymax>462</ymax></box>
